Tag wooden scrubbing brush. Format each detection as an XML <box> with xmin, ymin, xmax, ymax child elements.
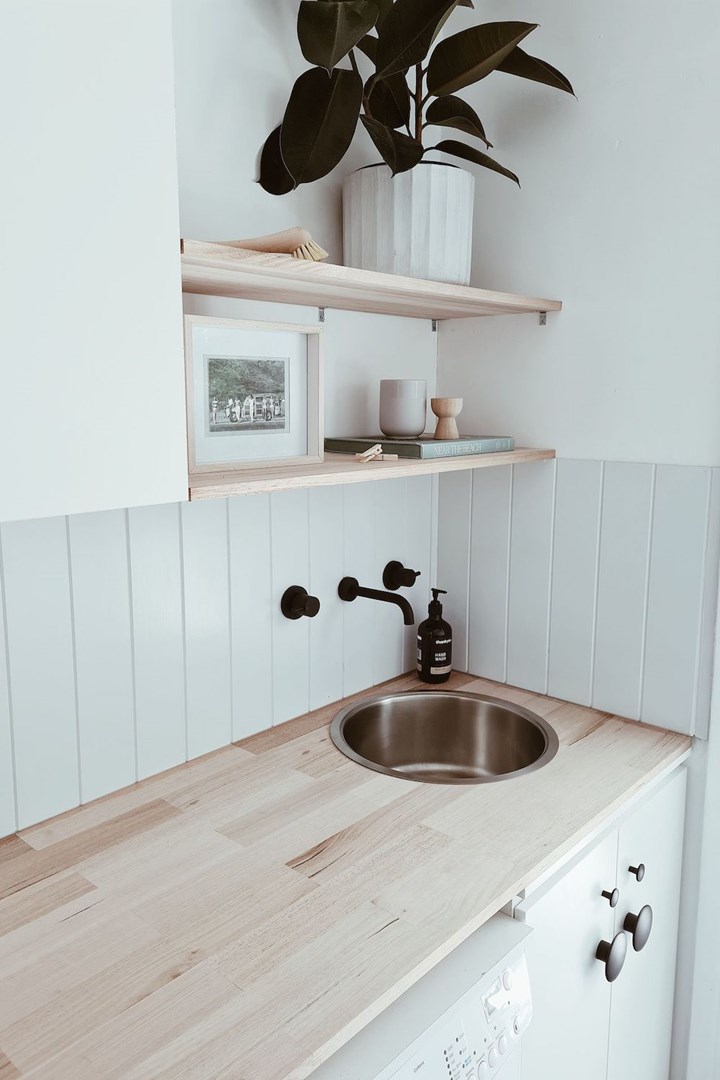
<box><xmin>219</xmin><ymin>227</ymin><xmax>329</xmax><ymax>262</ymax></box>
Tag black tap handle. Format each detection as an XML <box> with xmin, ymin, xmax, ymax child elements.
<box><xmin>281</xmin><ymin>586</ymin><xmax>320</xmax><ymax>620</ymax></box>
<box><xmin>382</xmin><ymin>560</ymin><xmax>422</xmax><ymax>591</ymax></box>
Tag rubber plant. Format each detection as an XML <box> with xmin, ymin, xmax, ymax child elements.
<box><xmin>259</xmin><ymin>0</ymin><xmax>573</xmax><ymax>195</ymax></box>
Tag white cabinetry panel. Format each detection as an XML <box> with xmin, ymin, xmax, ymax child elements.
<box><xmin>548</xmin><ymin>460</ymin><xmax>603</xmax><ymax>706</ymax></box>
<box><xmin>229</xmin><ymin>494</ymin><xmax>273</xmax><ymax>739</ymax></box>
<box><xmin>518</xmin><ymin>830</ymin><xmax>617</xmax><ymax>1080</ymax></box>
<box><xmin>181</xmin><ymin>500</ymin><xmax>231</xmax><ymax>757</ymax></box>
<box><xmin>608</xmin><ymin>770</ymin><xmax>687</xmax><ymax>1080</ymax></box>
<box><xmin>0</xmin><ymin>518</ymin><xmax>79</xmax><ymax>826</ymax></box>
<box><xmin>507</xmin><ymin>460</ymin><xmax>555</xmax><ymax>693</ymax></box>
<box><xmin>271</xmin><ymin>490</ymin><xmax>310</xmax><ymax>725</ymax></box>
<box><xmin>0</xmin><ymin>0</ymin><xmax>186</xmax><ymax>522</ymax></box>
<box><xmin>128</xmin><ymin>503</ymin><xmax>186</xmax><ymax>778</ymax></box>
<box><xmin>68</xmin><ymin>511</ymin><xmax>135</xmax><ymax>801</ymax></box>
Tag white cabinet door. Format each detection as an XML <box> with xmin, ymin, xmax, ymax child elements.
<box><xmin>607</xmin><ymin>769</ymin><xmax>687</xmax><ymax>1080</ymax></box>
<box><xmin>516</xmin><ymin>830</ymin><xmax>619</xmax><ymax>1080</ymax></box>
<box><xmin>0</xmin><ymin>0</ymin><xmax>187</xmax><ymax>522</ymax></box>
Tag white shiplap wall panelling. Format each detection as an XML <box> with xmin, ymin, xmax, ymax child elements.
<box><xmin>437</xmin><ymin>470</ymin><xmax>473</xmax><ymax>674</ymax></box>
<box><xmin>592</xmin><ymin>462</ymin><xmax>655</xmax><ymax>720</ymax></box>
<box><xmin>128</xmin><ymin>503</ymin><xmax>186</xmax><ymax>778</ymax></box>
<box><xmin>0</xmin><ymin>569</ymin><xmax>16</xmax><ymax>836</ymax></box>
<box><xmin>308</xmin><ymin>486</ymin><xmax>345</xmax><ymax>711</ymax></box>
<box><xmin>548</xmin><ymin>460</ymin><xmax>604</xmax><ymax>706</ymax></box>
<box><xmin>228</xmin><ymin>494</ymin><xmax>274</xmax><ymax>740</ymax></box>
<box><xmin>373</xmin><ymin>479</ymin><xmax>408</xmax><ymax>686</ymax></box>
<box><xmin>180</xmin><ymin>499</ymin><xmax>232</xmax><ymax>759</ymax></box>
<box><xmin>641</xmin><ymin>466</ymin><xmax>712</xmax><ymax>734</ymax></box>
<box><xmin>441</xmin><ymin>459</ymin><xmax>719</xmax><ymax>736</ymax></box>
<box><xmin>506</xmin><ymin>459</ymin><xmax>556</xmax><ymax>694</ymax></box>
<box><xmin>68</xmin><ymin>510</ymin><xmax>135</xmax><ymax>802</ymax></box>
<box><xmin>270</xmin><ymin>488</ymin><xmax>311</xmax><ymax>726</ymax></box>
<box><xmin>403</xmin><ymin>475</ymin><xmax>435</xmax><ymax>673</ymax></box>
<box><xmin>468</xmin><ymin>465</ymin><xmax>513</xmax><ymax>683</ymax></box>
<box><xmin>342</xmin><ymin>483</ymin><xmax>378</xmax><ymax>697</ymax></box>
<box><xmin>0</xmin><ymin>517</ymin><xmax>79</xmax><ymax>828</ymax></box>
<box><xmin>694</xmin><ymin>470</ymin><xmax>720</xmax><ymax>739</ymax></box>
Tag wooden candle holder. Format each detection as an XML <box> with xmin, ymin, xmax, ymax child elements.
<box><xmin>431</xmin><ymin>397</ymin><xmax>463</xmax><ymax>440</ymax></box>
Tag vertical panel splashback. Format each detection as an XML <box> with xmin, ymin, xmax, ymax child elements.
<box><xmin>439</xmin><ymin>460</ymin><xmax>720</xmax><ymax>740</ymax></box>
<box><xmin>0</xmin><ymin>476</ymin><xmax>435</xmax><ymax>837</ymax></box>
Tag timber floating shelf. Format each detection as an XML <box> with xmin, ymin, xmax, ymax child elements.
<box><xmin>189</xmin><ymin>448</ymin><xmax>555</xmax><ymax>500</ymax></box>
<box><xmin>181</xmin><ymin>240</ymin><xmax>562</xmax><ymax>321</ymax></box>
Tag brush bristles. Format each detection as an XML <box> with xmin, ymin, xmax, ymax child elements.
<box><xmin>292</xmin><ymin>240</ymin><xmax>329</xmax><ymax>262</ymax></box>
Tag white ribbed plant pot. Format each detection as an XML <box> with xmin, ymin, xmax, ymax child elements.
<box><xmin>343</xmin><ymin>162</ymin><xmax>475</xmax><ymax>285</ymax></box>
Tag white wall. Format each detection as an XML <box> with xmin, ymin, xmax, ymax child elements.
<box><xmin>0</xmin><ymin>0</ymin><xmax>188</xmax><ymax>522</ymax></box>
<box><xmin>173</xmin><ymin>0</ymin><xmax>376</xmax><ymax>261</ymax></box>
<box><xmin>438</xmin><ymin>0</ymin><xmax>720</xmax><ymax>467</ymax></box>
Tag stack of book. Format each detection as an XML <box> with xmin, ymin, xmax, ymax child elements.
<box><xmin>324</xmin><ymin>435</ymin><xmax>515</xmax><ymax>460</ymax></box>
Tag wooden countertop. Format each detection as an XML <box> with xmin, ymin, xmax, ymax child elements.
<box><xmin>0</xmin><ymin>674</ymin><xmax>690</xmax><ymax>1080</ymax></box>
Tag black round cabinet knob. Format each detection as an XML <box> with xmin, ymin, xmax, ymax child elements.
<box><xmin>596</xmin><ymin>932</ymin><xmax>627</xmax><ymax>982</ymax></box>
<box><xmin>281</xmin><ymin>586</ymin><xmax>320</xmax><ymax>620</ymax></box>
<box><xmin>602</xmin><ymin>888</ymin><xmax>620</xmax><ymax>908</ymax></box>
<box><xmin>624</xmin><ymin>905</ymin><xmax>653</xmax><ymax>952</ymax></box>
<box><xmin>629</xmin><ymin>863</ymin><xmax>646</xmax><ymax>882</ymax></box>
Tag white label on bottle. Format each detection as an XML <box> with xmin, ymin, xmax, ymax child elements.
<box><xmin>430</xmin><ymin>664</ymin><xmax>452</xmax><ymax>675</ymax></box>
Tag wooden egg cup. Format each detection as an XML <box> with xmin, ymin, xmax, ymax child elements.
<box><xmin>431</xmin><ymin>397</ymin><xmax>463</xmax><ymax>440</ymax></box>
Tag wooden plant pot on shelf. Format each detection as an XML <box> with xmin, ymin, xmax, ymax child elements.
<box><xmin>343</xmin><ymin>162</ymin><xmax>475</xmax><ymax>286</ymax></box>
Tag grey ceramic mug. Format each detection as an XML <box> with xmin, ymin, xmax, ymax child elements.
<box><xmin>379</xmin><ymin>379</ymin><xmax>427</xmax><ymax>438</ymax></box>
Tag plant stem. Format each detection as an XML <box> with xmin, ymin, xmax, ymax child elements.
<box><xmin>414</xmin><ymin>63</ymin><xmax>423</xmax><ymax>141</ymax></box>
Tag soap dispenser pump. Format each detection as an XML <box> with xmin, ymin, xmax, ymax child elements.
<box><xmin>417</xmin><ymin>588</ymin><xmax>452</xmax><ymax>684</ymax></box>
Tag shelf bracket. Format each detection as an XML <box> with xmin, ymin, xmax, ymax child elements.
<box><xmin>538</xmin><ymin>311</ymin><xmax>547</xmax><ymax>326</ymax></box>
<box><xmin>431</xmin><ymin>319</ymin><xmax>438</xmax><ymax>332</ymax></box>
<box><xmin>318</xmin><ymin>307</ymin><xmax>326</xmax><ymax>323</ymax></box>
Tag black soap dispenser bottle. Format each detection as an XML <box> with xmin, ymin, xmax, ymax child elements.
<box><xmin>417</xmin><ymin>588</ymin><xmax>452</xmax><ymax>684</ymax></box>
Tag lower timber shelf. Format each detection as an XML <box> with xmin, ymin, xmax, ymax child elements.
<box><xmin>188</xmin><ymin>447</ymin><xmax>555</xmax><ymax>500</ymax></box>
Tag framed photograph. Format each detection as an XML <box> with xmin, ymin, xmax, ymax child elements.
<box><xmin>184</xmin><ymin>316</ymin><xmax>324</xmax><ymax>476</ymax></box>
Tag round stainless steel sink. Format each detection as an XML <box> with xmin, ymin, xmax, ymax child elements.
<box><xmin>329</xmin><ymin>691</ymin><xmax>559</xmax><ymax>784</ymax></box>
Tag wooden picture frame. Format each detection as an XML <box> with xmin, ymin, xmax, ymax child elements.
<box><xmin>184</xmin><ymin>315</ymin><xmax>324</xmax><ymax>477</ymax></box>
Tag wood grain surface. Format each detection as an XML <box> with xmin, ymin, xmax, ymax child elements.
<box><xmin>180</xmin><ymin>240</ymin><xmax>562</xmax><ymax>321</ymax></box>
<box><xmin>0</xmin><ymin>673</ymin><xmax>690</xmax><ymax>1079</ymax></box>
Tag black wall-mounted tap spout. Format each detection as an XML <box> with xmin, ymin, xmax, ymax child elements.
<box><xmin>338</xmin><ymin>576</ymin><xmax>415</xmax><ymax>626</ymax></box>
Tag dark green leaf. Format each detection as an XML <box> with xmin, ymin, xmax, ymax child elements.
<box><xmin>298</xmin><ymin>1</ymin><xmax>379</xmax><ymax>71</ymax></box>
<box><xmin>356</xmin><ymin>33</ymin><xmax>378</xmax><ymax>62</ymax></box>
<box><xmin>366</xmin><ymin>72</ymin><xmax>411</xmax><ymax>128</ymax></box>
<box><xmin>497</xmin><ymin>46</ymin><xmax>575</xmax><ymax>95</ymax></box>
<box><xmin>430</xmin><ymin>0</ymin><xmax>474</xmax><ymax>45</ymax></box>
<box><xmin>258</xmin><ymin>126</ymin><xmax>295</xmax><ymax>195</ymax></box>
<box><xmin>427</xmin><ymin>21</ymin><xmax>537</xmax><ymax>96</ymax></box>
<box><xmin>425</xmin><ymin>95</ymin><xmax>491</xmax><ymax>147</ymax></box>
<box><xmin>433</xmin><ymin>139</ymin><xmax>520</xmax><ymax>185</ymax></box>
<box><xmin>280</xmin><ymin>67</ymin><xmax>363</xmax><ymax>185</ymax></box>
<box><xmin>361</xmin><ymin>116</ymin><xmax>424</xmax><ymax>174</ymax></box>
<box><xmin>374</xmin><ymin>0</ymin><xmax>394</xmax><ymax>23</ymax></box>
<box><xmin>375</xmin><ymin>0</ymin><xmax>460</xmax><ymax>79</ymax></box>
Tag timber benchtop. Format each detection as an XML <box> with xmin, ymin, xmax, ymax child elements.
<box><xmin>0</xmin><ymin>673</ymin><xmax>690</xmax><ymax>1079</ymax></box>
